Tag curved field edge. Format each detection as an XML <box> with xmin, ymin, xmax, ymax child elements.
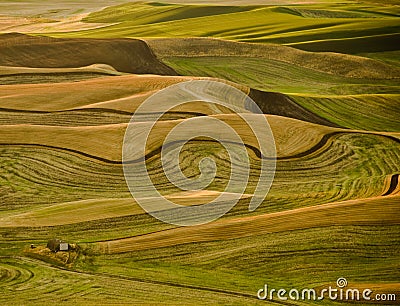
<box><xmin>0</xmin><ymin>74</ymin><xmax>340</xmax><ymax>128</ymax></box>
<box><xmin>160</xmin><ymin>55</ymin><xmax>399</xmax><ymax>95</ymax></box>
<box><xmin>0</xmin><ymin>75</ymin><xmax>249</xmax><ymax>112</ymax></box>
<box><xmin>2</xmin><ymin>114</ymin><xmax>398</xmax><ymax>162</ymax></box>
<box><xmin>79</xmin><ymin>224</ymin><xmax>400</xmax><ymax>304</ymax></box>
<box><xmin>146</xmin><ymin>37</ymin><xmax>400</xmax><ymax>80</ymax></box>
<box><xmin>0</xmin><ymin>75</ymin><xmax>194</xmax><ymax>112</ymax></box>
<box><xmin>94</xmin><ymin>195</ymin><xmax>400</xmax><ymax>253</ymax></box>
<box><xmin>0</xmin><ymin>256</ymin><xmax>261</xmax><ymax>306</ymax></box>
<box><xmin>0</xmin><ymin>33</ymin><xmax>177</xmax><ymax>75</ymax></box>
<box><xmin>1</xmin><ymin>126</ymin><xmax>398</xmax><ymax>225</ymax></box>
<box><xmin>42</xmin><ymin>2</ymin><xmax>400</xmax><ymax>55</ymax></box>
<box><xmin>287</xmin><ymin>33</ymin><xmax>400</xmax><ymax>54</ymax></box>
<box><xmin>0</xmin><ymin>191</ymin><xmax>251</xmax><ymax>227</ymax></box>
<box><xmin>0</xmin><ymin>64</ymin><xmax>120</xmax><ymax>76</ymax></box>
<box><xmin>0</xmin><ymin>64</ymin><xmax>123</xmax><ymax>85</ymax></box>
<box><xmin>289</xmin><ymin>94</ymin><xmax>400</xmax><ymax>132</ymax></box>
<box><xmin>0</xmin><ymin>2</ymin><xmax>398</xmax><ymax>304</ymax></box>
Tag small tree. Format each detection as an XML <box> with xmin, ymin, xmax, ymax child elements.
<box><xmin>47</xmin><ymin>238</ymin><xmax>61</xmax><ymax>252</ymax></box>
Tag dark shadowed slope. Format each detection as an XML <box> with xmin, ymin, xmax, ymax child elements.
<box><xmin>0</xmin><ymin>33</ymin><xmax>177</xmax><ymax>75</ymax></box>
<box><xmin>248</xmin><ymin>89</ymin><xmax>340</xmax><ymax>127</ymax></box>
<box><xmin>289</xmin><ymin>33</ymin><xmax>400</xmax><ymax>54</ymax></box>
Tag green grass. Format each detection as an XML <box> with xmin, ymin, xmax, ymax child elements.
<box><xmin>358</xmin><ymin>50</ymin><xmax>400</xmax><ymax>67</ymax></box>
<box><xmin>158</xmin><ymin>56</ymin><xmax>399</xmax><ymax>132</ymax></box>
<box><xmin>163</xmin><ymin>56</ymin><xmax>400</xmax><ymax>95</ymax></box>
<box><xmin>44</xmin><ymin>1</ymin><xmax>400</xmax><ymax>56</ymax></box>
<box><xmin>0</xmin><ymin>256</ymin><xmax>264</xmax><ymax>305</ymax></box>
<box><xmin>82</xmin><ymin>2</ymin><xmax>259</xmax><ymax>24</ymax></box>
<box><xmin>1</xmin><ymin>131</ymin><xmax>399</xmax><ymax>223</ymax></box>
<box><xmin>290</xmin><ymin>94</ymin><xmax>400</xmax><ymax>132</ymax></box>
<box><xmin>1</xmin><ymin>1</ymin><xmax>399</xmax><ymax>304</ymax></box>
<box><xmin>1</xmin><ymin>225</ymin><xmax>399</xmax><ymax>305</ymax></box>
<box><xmin>88</xmin><ymin>225</ymin><xmax>400</xmax><ymax>297</ymax></box>
<box><xmin>287</xmin><ymin>33</ymin><xmax>400</xmax><ymax>54</ymax></box>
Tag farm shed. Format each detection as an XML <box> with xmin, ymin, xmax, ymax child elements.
<box><xmin>47</xmin><ymin>239</ymin><xmax>69</xmax><ymax>252</ymax></box>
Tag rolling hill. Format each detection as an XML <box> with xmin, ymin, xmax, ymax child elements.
<box><xmin>46</xmin><ymin>1</ymin><xmax>400</xmax><ymax>55</ymax></box>
<box><xmin>0</xmin><ymin>1</ymin><xmax>399</xmax><ymax>305</ymax></box>
<box><xmin>0</xmin><ymin>33</ymin><xmax>176</xmax><ymax>75</ymax></box>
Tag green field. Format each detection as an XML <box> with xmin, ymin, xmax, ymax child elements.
<box><xmin>45</xmin><ymin>1</ymin><xmax>400</xmax><ymax>54</ymax></box>
<box><xmin>162</xmin><ymin>56</ymin><xmax>400</xmax><ymax>94</ymax></box>
<box><xmin>158</xmin><ymin>55</ymin><xmax>400</xmax><ymax>131</ymax></box>
<box><xmin>0</xmin><ymin>1</ymin><xmax>399</xmax><ymax>305</ymax></box>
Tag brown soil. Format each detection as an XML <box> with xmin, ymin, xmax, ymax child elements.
<box><xmin>0</xmin><ymin>33</ymin><xmax>177</xmax><ymax>75</ymax></box>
